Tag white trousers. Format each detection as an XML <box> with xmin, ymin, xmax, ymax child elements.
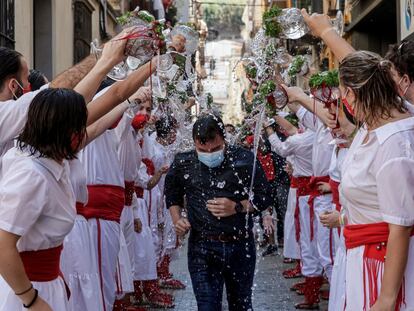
<box><xmin>283</xmin><ymin>187</ymin><xmax>301</xmax><ymax>259</ymax></box>
<box><xmin>313</xmin><ymin>195</ymin><xmax>335</xmax><ymax>281</ymax></box>
<box><xmin>133</xmin><ymin>198</ymin><xmax>157</xmax><ymax>280</ymax></box>
<box><xmin>88</xmin><ymin>219</ymin><xmax>120</xmax><ymax>311</ymax></box>
<box><xmin>61</xmin><ymin>215</ymin><xmax>103</xmax><ymax>311</ymax></box>
<box><xmin>298</xmin><ymin>195</ymin><xmax>323</xmax><ymax>277</ymax></box>
<box><xmin>328</xmin><ymin>229</ymin><xmax>346</xmax><ymax>311</ymax></box>
<box><xmin>115</xmin><ymin>218</ymin><xmax>134</xmax><ymax>297</ymax></box>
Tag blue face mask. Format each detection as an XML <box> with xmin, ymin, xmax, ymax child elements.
<box><xmin>197</xmin><ymin>149</ymin><xmax>225</xmax><ymax>168</ymax></box>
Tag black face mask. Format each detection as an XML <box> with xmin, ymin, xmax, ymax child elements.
<box><xmin>342</xmin><ymin>102</ymin><xmax>356</xmax><ymax>125</ymax></box>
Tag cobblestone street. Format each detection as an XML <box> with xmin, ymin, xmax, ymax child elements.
<box><xmin>156</xmin><ymin>242</ymin><xmax>328</xmax><ymax>311</ymax></box>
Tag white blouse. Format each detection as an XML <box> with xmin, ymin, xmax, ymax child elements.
<box><xmin>69</xmin><ymin>158</ymin><xmax>88</xmax><ymax>205</ymax></box>
<box><xmin>297</xmin><ymin>107</ymin><xmax>334</xmax><ymax>177</ymax></box>
<box><xmin>268</xmin><ymin>129</ymin><xmax>314</xmax><ymax>177</ymax></box>
<box><xmin>0</xmin><ymin>86</ymin><xmax>48</xmax><ymax>158</ymax></box>
<box><xmin>0</xmin><ymin>147</ymin><xmax>76</xmax><ymax>251</ymax></box>
<box><xmin>341</xmin><ymin>117</ymin><xmax>414</xmax><ymax>226</ymax></box>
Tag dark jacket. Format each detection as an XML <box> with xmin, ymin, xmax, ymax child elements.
<box><xmin>165</xmin><ymin>145</ymin><xmax>273</xmax><ymax>236</ymax></box>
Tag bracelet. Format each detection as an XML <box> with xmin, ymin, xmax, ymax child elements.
<box><xmin>320</xmin><ymin>27</ymin><xmax>335</xmax><ymax>39</ymax></box>
<box><xmin>15</xmin><ymin>284</ymin><xmax>33</xmax><ymax>296</ymax></box>
<box><xmin>23</xmin><ymin>288</ymin><xmax>38</xmax><ymax>309</ymax></box>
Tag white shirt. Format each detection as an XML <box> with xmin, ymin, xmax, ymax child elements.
<box><xmin>150</xmin><ymin>137</ymin><xmax>177</xmax><ymax>195</ymax></box>
<box><xmin>341</xmin><ymin>117</ymin><xmax>414</xmax><ymax>226</ymax></box>
<box><xmin>328</xmin><ymin>147</ymin><xmax>348</xmax><ymax>182</ymax></box>
<box><xmin>0</xmin><ymin>147</ymin><xmax>76</xmax><ymax>251</ymax></box>
<box><xmin>135</xmin><ymin>162</ymin><xmax>150</xmax><ymax>189</ymax></box>
<box><xmin>0</xmin><ymin>86</ymin><xmax>48</xmax><ymax>157</ymax></box>
<box><xmin>116</xmin><ymin>114</ymin><xmax>141</xmax><ymax>182</ymax></box>
<box><xmin>268</xmin><ymin>130</ymin><xmax>314</xmax><ymax>177</ymax></box>
<box><xmin>79</xmin><ymin>130</ymin><xmax>124</xmax><ymax>187</ymax></box>
<box><xmin>69</xmin><ymin>158</ymin><xmax>88</xmax><ymax>204</ymax></box>
<box><xmin>297</xmin><ymin>107</ymin><xmax>334</xmax><ymax>177</ymax></box>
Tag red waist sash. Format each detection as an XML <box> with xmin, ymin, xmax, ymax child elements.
<box><xmin>329</xmin><ymin>178</ymin><xmax>341</xmax><ymax>236</ymax></box>
<box><xmin>135</xmin><ymin>186</ymin><xmax>144</xmax><ymax>199</ymax></box>
<box><xmin>77</xmin><ymin>185</ymin><xmax>125</xmax><ymax>223</ymax></box>
<box><xmin>20</xmin><ymin>245</ymin><xmax>63</xmax><ymax>282</ymax></box>
<box><xmin>344</xmin><ymin>222</ymin><xmax>414</xmax><ymax>310</ymax></box>
<box><xmin>307</xmin><ymin>176</ymin><xmax>330</xmax><ymax>240</ymax></box>
<box><xmin>290</xmin><ymin>176</ymin><xmax>299</xmax><ymax>189</ymax></box>
<box><xmin>124</xmin><ymin>181</ymin><xmax>135</xmax><ymax>207</ymax></box>
<box><xmin>329</xmin><ymin>178</ymin><xmax>341</xmax><ymax>212</ymax></box>
<box><xmin>293</xmin><ymin>176</ymin><xmax>311</xmax><ymax>242</ymax></box>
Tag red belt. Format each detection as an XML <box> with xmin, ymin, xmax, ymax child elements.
<box><xmin>135</xmin><ymin>186</ymin><xmax>144</xmax><ymax>199</ymax></box>
<box><xmin>20</xmin><ymin>245</ymin><xmax>63</xmax><ymax>282</ymax></box>
<box><xmin>290</xmin><ymin>176</ymin><xmax>299</xmax><ymax>189</ymax></box>
<box><xmin>77</xmin><ymin>185</ymin><xmax>125</xmax><ymax>223</ymax></box>
<box><xmin>344</xmin><ymin>222</ymin><xmax>414</xmax><ymax>310</ymax></box>
<box><xmin>329</xmin><ymin>178</ymin><xmax>341</xmax><ymax>236</ymax></box>
<box><xmin>307</xmin><ymin>176</ymin><xmax>330</xmax><ymax>241</ymax></box>
<box><xmin>124</xmin><ymin>181</ymin><xmax>135</xmax><ymax>206</ymax></box>
<box><xmin>292</xmin><ymin>176</ymin><xmax>311</xmax><ymax>243</ymax></box>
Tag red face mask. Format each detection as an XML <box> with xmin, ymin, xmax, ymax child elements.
<box><xmin>132</xmin><ymin>114</ymin><xmax>149</xmax><ymax>131</ymax></box>
<box><xmin>342</xmin><ymin>89</ymin><xmax>355</xmax><ymax>117</ymax></box>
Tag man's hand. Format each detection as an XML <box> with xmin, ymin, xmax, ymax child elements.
<box><xmin>173</xmin><ymin>218</ymin><xmax>191</xmax><ymax>237</ymax></box>
<box><xmin>319</xmin><ymin>210</ymin><xmax>340</xmax><ymax>229</ymax></box>
<box><xmin>134</xmin><ymin>218</ymin><xmax>143</xmax><ymax>233</ymax></box>
<box><xmin>318</xmin><ymin>107</ymin><xmax>337</xmax><ymax>129</ymax></box>
<box><xmin>281</xmin><ymin>84</ymin><xmax>307</xmax><ymax>103</ymax></box>
<box><xmin>207</xmin><ymin>198</ymin><xmax>237</xmax><ymax>218</ymax></box>
<box><xmin>317</xmin><ymin>181</ymin><xmax>331</xmax><ymax>194</ymax></box>
<box><xmin>159</xmin><ymin>165</ymin><xmax>170</xmax><ymax>175</ymax></box>
<box><xmin>284</xmin><ymin>162</ymin><xmax>293</xmax><ymax>176</ymax></box>
<box><xmin>301</xmin><ymin>9</ymin><xmax>333</xmax><ymax>38</ymax></box>
<box><xmin>263</xmin><ymin>214</ymin><xmax>275</xmax><ymax>234</ymax></box>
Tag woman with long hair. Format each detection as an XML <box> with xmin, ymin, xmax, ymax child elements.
<box><xmin>339</xmin><ymin>51</ymin><xmax>414</xmax><ymax>311</ymax></box>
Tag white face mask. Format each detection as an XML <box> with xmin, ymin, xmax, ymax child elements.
<box><xmin>398</xmin><ymin>75</ymin><xmax>410</xmax><ymax>97</ymax></box>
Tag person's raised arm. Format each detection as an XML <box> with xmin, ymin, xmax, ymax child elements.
<box><xmin>301</xmin><ymin>9</ymin><xmax>355</xmax><ymax>62</ymax></box>
<box><xmin>86</xmin><ymin>58</ymin><xmax>157</xmax><ymax>126</ymax></box>
<box><xmin>273</xmin><ymin>115</ymin><xmax>298</xmax><ymax>136</ymax></box>
<box><xmin>74</xmin><ymin>31</ymin><xmax>130</xmax><ymax>103</ymax></box>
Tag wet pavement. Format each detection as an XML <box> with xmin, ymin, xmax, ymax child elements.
<box><xmin>158</xmin><ymin>241</ymin><xmax>329</xmax><ymax>311</ymax></box>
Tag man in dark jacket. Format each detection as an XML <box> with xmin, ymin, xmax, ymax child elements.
<box><xmin>165</xmin><ymin>114</ymin><xmax>272</xmax><ymax>311</ymax></box>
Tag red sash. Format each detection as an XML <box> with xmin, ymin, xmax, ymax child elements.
<box><xmin>142</xmin><ymin>158</ymin><xmax>155</xmax><ymax>176</ymax></box>
<box><xmin>124</xmin><ymin>181</ymin><xmax>135</xmax><ymax>207</ymax></box>
<box><xmin>329</xmin><ymin>178</ymin><xmax>341</xmax><ymax>236</ymax></box>
<box><xmin>20</xmin><ymin>245</ymin><xmax>63</xmax><ymax>282</ymax></box>
<box><xmin>292</xmin><ymin>176</ymin><xmax>311</xmax><ymax>242</ymax></box>
<box><xmin>135</xmin><ymin>186</ymin><xmax>144</xmax><ymax>199</ymax></box>
<box><xmin>344</xmin><ymin>222</ymin><xmax>414</xmax><ymax>310</ymax></box>
<box><xmin>290</xmin><ymin>176</ymin><xmax>299</xmax><ymax>189</ymax></box>
<box><xmin>307</xmin><ymin>176</ymin><xmax>330</xmax><ymax>241</ymax></box>
<box><xmin>77</xmin><ymin>185</ymin><xmax>125</xmax><ymax>223</ymax></box>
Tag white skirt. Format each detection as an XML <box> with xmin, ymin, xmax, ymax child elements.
<box><xmin>345</xmin><ymin>237</ymin><xmax>414</xmax><ymax>310</ymax></box>
<box><xmin>61</xmin><ymin>215</ymin><xmax>103</xmax><ymax>311</ymax></box>
<box><xmin>133</xmin><ymin>198</ymin><xmax>157</xmax><ymax>280</ymax></box>
<box><xmin>0</xmin><ymin>276</ymin><xmax>69</xmax><ymax>311</ymax></box>
<box><xmin>144</xmin><ymin>187</ymin><xmax>161</xmax><ymax>256</ymax></box>
<box><xmin>328</xmin><ymin>230</ymin><xmax>346</xmax><ymax>311</ymax></box>
<box><xmin>283</xmin><ymin>187</ymin><xmax>301</xmax><ymax>259</ymax></box>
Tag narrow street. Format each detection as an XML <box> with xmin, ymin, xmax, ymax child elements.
<box><xmin>157</xmin><ymin>241</ymin><xmax>329</xmax><ymax>311</ymax></box>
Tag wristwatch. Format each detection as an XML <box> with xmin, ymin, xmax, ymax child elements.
<box><xmin>235</xmin><ymin>201</ymin><xmax>244</xmax><ymax>214</ymax></box>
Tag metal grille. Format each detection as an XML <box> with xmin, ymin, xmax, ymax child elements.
<box><xmin>74</xmin><ymin>1</ymin><xmax>92</xmax><ymax>63</ymax></box>
<box><xmin>0</xmin><ymin>0</ymin><xmax>15</xmax><ymax>49</ymax></box>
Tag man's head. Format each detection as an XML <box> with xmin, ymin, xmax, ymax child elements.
<box><xmin>0</xmin><ymin>47</ymin><xmax>30</xmax><ymax>101</ymax></box>
<box><xmin>385</xmin><ymin>40</ymin><xmax>414</xmax><ymax>102</ymax></box>
<box><xmin>225</xmin><ymin>124</ymin><xmax>235</xmax><ymax>135</ymax></box>
<box><xmin>192</xmin><ymin>114</ymin><xmax>226</xmax><ymax>168</ymax></box>
<box><xmin>155</xmin><ymin>115</ymin><xmax>177</xmax><ymax>145</ymax></box>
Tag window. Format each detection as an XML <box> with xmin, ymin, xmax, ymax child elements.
<box><xmin>74</xmin><ymin>0</ymin><xmax>92</xmax><ymax>64</ymax></box>
<box><xmin>0</xmin><ymin>0</ymin><xmax>15</xmax><ymax>49</ymax></box>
